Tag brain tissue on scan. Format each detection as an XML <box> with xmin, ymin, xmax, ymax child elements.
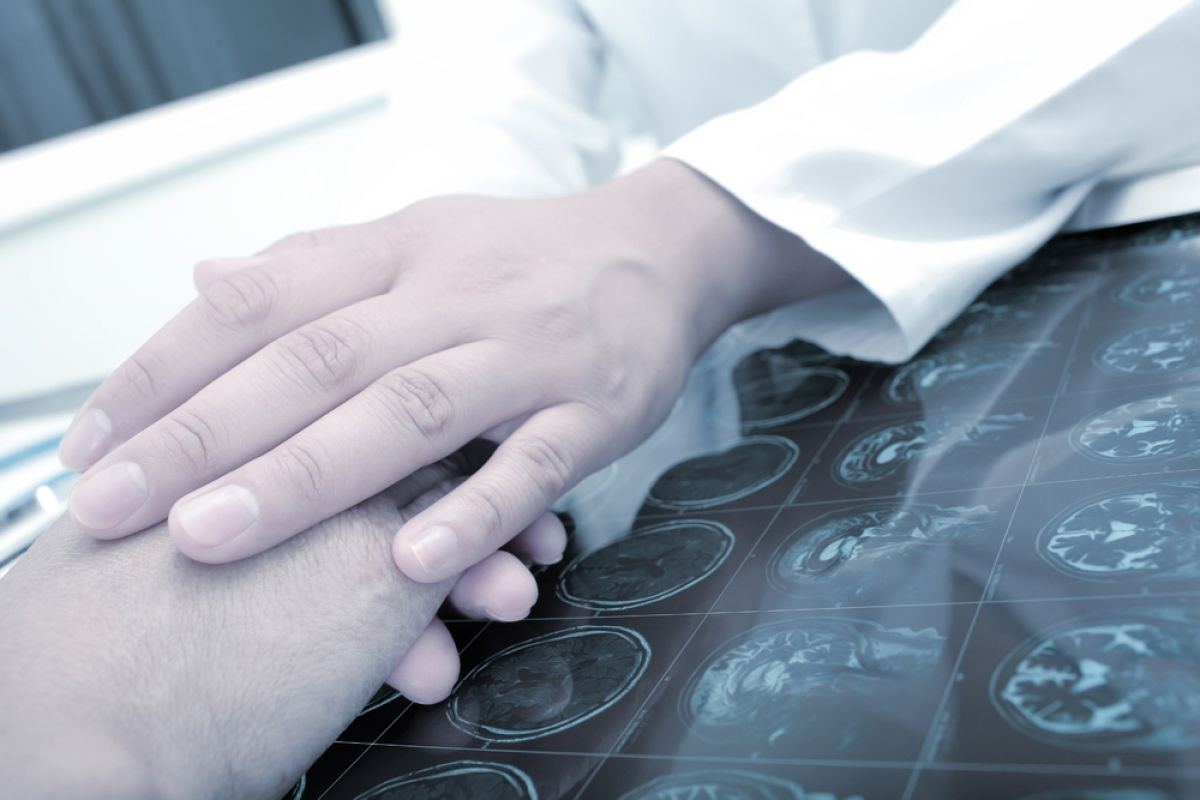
<box><xmin>1117</xmin><ymin>264</ymin><xmax>1200</xmax><ymax>308</ymax></box>
<box><xmin>681</xmin><ymin>618</ymin><xmax>944</xmax><ymax>755</ymax></box>
<box><xmin>557</xmin><ymin>520</ymin><xmax>734</xmax><ymax>610</ymax></box>
<box><xmin>447</xmin><ymin>626</ymin><xmax>650</xmax><ymax>742</ymax></box>
<box><xmin>834</xmin><ymin>413</ymin><xmax>1033</xmax><ymax>487</ymax></box>
<box><xmin>1037</xmin><ymin>481</ymin><xmax>1200</xmax><ymax>581</ymax></box>
<box><xmin>1096</xmin><ymin>320</ymin><xmax>1200</xmax><ymax>376</ymax></box>
<box><xmin>647</xmin><ymin>436</ymin><xmax>799</xmax><ymax>510</ymax></box>
<box><xmin>934</xmin><ymin>278</ymin><xmax>1084</xmax><ymax>341</ymax></box>
<box><xmin>883</xmin><ymin>341</ymin><xmax>1055</xmax><ymax>405</ymax></box>
<box><xmin>1071</xmin><ymin>388</ymin><xmax>1200</xmax><ymax>463</ymax></box>
<box><xmin>991</xmin><ymin>606</ymin><xmax>1200</xmax><ymax>750</ymax></box>
<box><xmin>768</xmin><ymin>502</ymin><xmax>995</xmax><ymax>601</ymax></box>
<box><xmin>348</xmin><ymin>761</ymin><xmax>536</xmax><ymax>800</ymax></box>
<box><xmin>618</xmin><ymin>769</ymin><xmax>856</xmax><ymax>800</ymax></box>
<box><xmin>734</xmin><ymin>364</ymin><xmax>850</xmax><ymax>429</ymax></box>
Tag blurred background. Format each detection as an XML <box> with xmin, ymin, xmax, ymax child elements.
<box><xmin>1</xmin><ymin>0</ymin><xmax>399</xmax><ymax>405</ymax></box>
<box><xmin>0</xmin><ymin>0</ymin><xmax>401</xmax><ymax>567</ymax></box>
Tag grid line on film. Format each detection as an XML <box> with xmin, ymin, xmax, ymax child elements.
<box><xmin>898</xmin><ymin>257</ymin><xmax>1100</xmax><ymax>800</ymax></box>
<box><xmin>569</xmin><ymin>365</ymin><xmax>884</xmax><ymax>799</ymax></box>
<box><xmin>319</xmin><ymin>623</ymin><xmax>496</xmax><ymax>799</ymax></box>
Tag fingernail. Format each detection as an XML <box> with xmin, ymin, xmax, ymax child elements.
<box><xmin>534</xmin><ymin>548</ymin><xmax>565</xmax><ymax>566</ymax></box>
<box><xmin>175</xmin><ymin>485</ymin><xmax>259</xmax><ymax>547</ymax></box>
<box><xmin>409</xmin><ymin>525</ymin><xmax>459</xmax><ymax>575</ymax></box>
<box><xmin>58</xmin><ymin>409</ymin><xmax>114</xmax><ymax>471</ymax></box>
<box><xmin>470</xmin><ymin>605</ymin><xmax>530</xmax><ymax>623</ymax></box>
<box><xmin>69</xmin><ymin>461</ymin><xmax>148</xmax><ymax>530</ymax></box>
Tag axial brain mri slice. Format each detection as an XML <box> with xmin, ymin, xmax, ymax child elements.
<box><xmin>618</xmin><ymin>769</ymin><xmax>849</xmax><ymax>800</ymax></box>
<box><xmin>1037</xmin><ymin>481</ymin><xmax>1200</xmax><ymax>581</ymax></box>
<box><xmin>834</xmin><ymin>413</ymin><xmax>1033</xmax><ymax>486</ymax></box>
<box><xmin>934</xmin><ymin>279</ymin><xmax>1083</xmax><ymax>341</ymax></box>
<box><xmin>1071</xmin><ymin>388</ymin><xmax>1200</xmax><ymax>463</ymax></box>
<box><xmin>447</xmin><ymin>625</ymin><xmax>650</xmax><ymax>742</ymax></box>
<box><xmin>557</xmin><ymin>520</ymin><xmax>734</xmax><ymax>610</ymax></box>
<box><xmin>349</xmin><ymin>761</ymin><xmax>537</xmax><ymax>800</ymax></box>
<box><xmin>1117</xmin><ymin>264</ymin><xmax>1200</xmax><ymax>308</ymax></box>
<box><xmin>1096</xmin><ymin>320</ymin><xmax>1200</xmax><ymax>376</ymax></box>
<box><xmin>682</xmin><ymin>618</ymin><xmax>944</xmax><ymax>754</ymax></box>
<box><xmin>734</xmin><ymin>364</ymin><xmax>850</xmax><ymax>429</ymax></box>
<box><xmin>768</xmin><ymin>502</ymin><xmax>995</xmax><ymax>600</ymax></box>
<box><xmin>883</xmin><ymin>341</ymin><xmax>1054</xmax><ymax>405</ymax></box>
<box><xmin>991</xmin><ymin>607</ymin><xmax>1200</xmax><ymax>750</ymax></box>
<box><xmin>648</xmin><ymin>436</ymin><xmax>799</xmax><ymax>509</ymax></box>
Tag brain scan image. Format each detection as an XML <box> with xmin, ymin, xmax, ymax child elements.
<box><xmin>1037</xmin><ymin>481</ymin><xmax>1200</xmax><ymax>581</ymax></box>
<box><xmin>1096</xmin><ymin>321</ymin><xmax>1200</xmax><ymax>376</ymax></box>
<box><xmin>1071</xmin><ymin>389</ymin><xmax>1200</xmax><ymax>463</ymax></box>
<box><xmin>447</xmin><ymin>625</ymin><xmax>650</xmax><ymax>742</ymax></box>
<box><xmin>734</xmin><ymin>365</ymin><xmax>850</xmax><ymax>429</ymax></box>
<box><xmin>648</xmin><ymin>436</ymin><xmax>800</xmax><ymax>510</ymax></box>
<box><xmin>884</xmin><ymin>341</ymin><xmax>1055</xmax><ymax>405</ymax></box>
<box><xmin>768</xmin><ymin>502</ymin><xmax>995</xmax><ymax>600</ymax></box>
<box><xmin>1117</xmin><ymin>265</ymin><xmax>1200</xmax><ymax>308</ymax></box>
<box><xmin>681</xmin><ymin>618</ymin><xmax>944</xmax><ymax>754</ymax></box>
<box><xmin>834</xmin><ymin>413</ymin><xmax>1033</xmax><ymax>487</ymax></box>
<box><xmin>349</xmin><ymin>761</ymin><xmax>537</xmax><ymax>800</ymax></box>
<box><xmin>618</xmin><ymin>769</ymin><xmax>849</xmax><ymax>800</ymax></box>
<box><xmin>935</xmin><ymin>280</ymin><xmax>1081</xmax><ymax>341</ymax></box>
<box><xmin>990</xmin><ymin>606</ymin><xmax>1200</xmax><ymax>750</ymax></box>
<box><xmin>557</xmin><ymin>520</ymin><xmax>735</xmax><ymax>610</ymax></box>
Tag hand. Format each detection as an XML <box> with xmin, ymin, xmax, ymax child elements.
<box><xmin>0</xmin><ymin>462</ymin><xmax>470</xmax><ymax>800</ymax></box>
<box><xmin>60</xmin><ymin>159</ymin><xmax>831</xmax><ymax>591</ymax></box>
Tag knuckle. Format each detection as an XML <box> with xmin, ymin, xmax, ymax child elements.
<box><xmin>200</xmin><ymin>268</ymin><xmax>280</xmax><ymax>330</ymax></box>
<box><xmin>457</xmin><ymin>482</ymin><xmax>507</xmax><ymax>542</ymax></box>
<box><xmin>269</xmin><ymin>229</ymin><xmax>323</xmax><ymax>253</ymax></box>
<box><xmin>114</xmin><ymin>354</ymin><xmax>160</xmax><ymax>401</ymax></box>
<box><xmin>509</xmin><ymin>435</ymin><xmax>574</xmax><ymax>498</ymax></box>
<box><xmin>159</xmin><ymin>409</ymin><xmax>223</xmax><ymax>474</ymax></box>
<box><xmin>276</xmin><ymin>317</ymin><xmax>369</xmax><ymax>391</ymax></box>
<box><xmin>272</xmin><ymin>440</ymin><xmax>333</xmax><ymax>497</ymax></box>
<box><xmin>371</xmin><ymin>369</ymin><xmax>455</xmax><ymax>441</ymax></box>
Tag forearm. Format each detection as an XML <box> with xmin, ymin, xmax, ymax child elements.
<box><xmin>0</xmin><ymin>463</ymin><xmax>458</xmax><ymax>799</ymax></box>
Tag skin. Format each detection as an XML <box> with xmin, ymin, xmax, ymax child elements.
<box><xmin>0</xmin><ymin>461</ymin><xmax>473</xmax><ymax>799</ymax></box>
<box><xmin>57</xmin><ymin>158</ymin><xmax>847</xmax><ymax>697</ymax></box>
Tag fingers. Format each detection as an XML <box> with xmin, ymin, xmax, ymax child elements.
<box><xmin>507</xmin><ymin>511</ymin><xmax>567</xmax><ymax>566</ymax></box>
<box><xmin>165</xmin><ymin>341</ymin><xmax>547</xmax><ymax>562</ymax></box>
<box><xmin>385</xmin><ymin>618</ymin><xmax>460</xmax><ymax>704</ymax></box>
<box><xmin>68</xmin><ymin>294</ymin><xmax>464</xmax><ymax>540</ymax></box>
<box><xmin>393</xmin><ymin>403</ymin><xmax>605</xmax><ymax>582</ymax></box>
<box><xmin>59</xmin><ymin>234</ymin><xmax>397</xmax><ymax>473</ymax></box>
<box><xmin>448</xmin><ymin>550</ymin><xmax>539</xmax><ymax>621</ymax></box>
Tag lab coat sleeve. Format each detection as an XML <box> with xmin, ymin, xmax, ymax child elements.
<box><xmin>381</xmin><ymin>0</ymin><xmax>617</xmax><ymax>202</ymax></box>
<box><xmin>664</xmin><ymin>0</ymin><xmax>1200</xmax><ymax>364</ymax></box>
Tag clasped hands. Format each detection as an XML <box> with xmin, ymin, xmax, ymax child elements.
<box><xmin>56</xmin><ymin>159</ymin><xmax>815</xmax><ymax>702</ymax></box>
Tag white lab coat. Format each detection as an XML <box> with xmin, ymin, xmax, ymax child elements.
<box><xmin>381</xmin><ymin>0</ymin><xmax>1200</xmax><ymax>539</ymax></box>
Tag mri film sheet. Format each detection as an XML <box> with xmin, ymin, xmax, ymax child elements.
<box><xmin>292</xmin><ymin>216</ymin><xmax>1200</xmax><ymax>799</ymax></box>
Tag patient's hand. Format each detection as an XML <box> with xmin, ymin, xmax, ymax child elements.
<box><xmin>0</xmin><ymin>462</ymin><xmax>469</xmax><ymax>800</ymax></box>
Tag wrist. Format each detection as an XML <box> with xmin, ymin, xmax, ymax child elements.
<box><xmin>586</xmin><ymin>158</ymin><xmax>845</xmax><ymax>354</ymax></box>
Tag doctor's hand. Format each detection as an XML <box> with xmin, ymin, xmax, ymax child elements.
<box><xmin>60</xmin><ymin>159</ymin><xmax>831</xmax><ymax>593</ymax></box>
